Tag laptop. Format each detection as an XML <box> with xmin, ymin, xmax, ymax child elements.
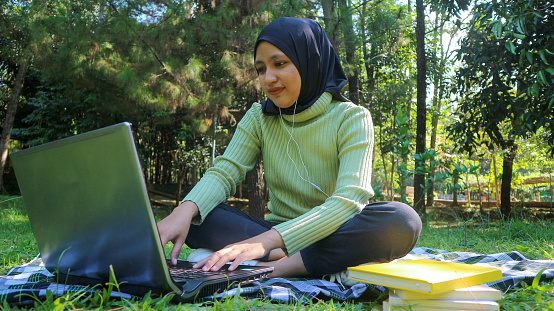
<box><xmin>10</xmin><ymin>122</ymin><xmax>273</xmax><ymax>302</ymax></box>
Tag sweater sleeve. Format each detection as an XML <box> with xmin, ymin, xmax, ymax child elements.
<box><xmin>182</xmin><ymin>106</ymin><xmax>262</xmax><ymax>224</ymax></box>
<box><xmin>272</xmin><ymin>106</ymin><xmax>374</xmax><ymax>255</ymax></box>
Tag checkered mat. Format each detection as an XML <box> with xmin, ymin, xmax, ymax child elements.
<box><xmin>2</xmin><ymin>247</ymin><xmax>554</xmax><ymax>305</ymax></box>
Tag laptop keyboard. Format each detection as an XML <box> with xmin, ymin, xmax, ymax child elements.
<box><xmin>168</xmin><ymin>266</ymin><xmax>226</xmax><ymax>282</ymax></box>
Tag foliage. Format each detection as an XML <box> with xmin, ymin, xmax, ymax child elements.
<box><xmin>391</xmin><ymin>111</ymin><xmax>412</xmax><ymax>204</ymax></box>
<box><xmin>503</xmin><ymin>271</ymin><xmax>554</xmax><ymax>310</ymax></box>
<box><xmin>369</xmin><ymin>183</ymin><xmax>386</xmax><ymax>202</ymax></box>
<box><xmin>3</xmin><ymin>0</ymin><xmax>324</xmax><ymax>195</ymax></box>
<box><xmin>356</xmin><ymin>0</ymin><xmax>416</xmax><ymax>200</ymax></box>
<box><xmin>133</xmin><ymin>107</ymin><xmax>219</xmax><ymax>186</ymax></box>
<box><xmin>359</xmin><ymin>0</ymin><xmax>415</xmax><ymax>121</ymax></box>
<box><xmin>10</xmin><ymin>85</ymin><xmax>115</xmax><ymax>146</ymax></box>
<box><xmin>2</xmin><ymin>0</ymin><xmax>553</xmax><ymax>216</ymax></box>
<box><xmin>448</xmin><ymin>0</ymin><xmax>554</xmax><ymax>215</ymax></box>
<box><xmin>413</xmin><ymin>149</ymin><xmax>440</xmax><ymax>205</ymax></box>
<box><xmin>450</xmin><ymin>0</ymin><xmax>554</xmax><ymax>155</ymax></box>
<box><xmin>429</xmin><ymin>0</ymin><xmax>470</xmax><ymax>18</ymax></box>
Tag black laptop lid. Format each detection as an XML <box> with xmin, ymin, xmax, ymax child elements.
<box><xmin>11</xmin><ymin>123</ymin><xmax>177</xmax><ymax>293</ymax></box>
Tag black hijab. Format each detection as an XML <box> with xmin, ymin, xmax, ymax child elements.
<box><xmin>254</xmin><ymin>17</ymin><xmax>349</xmax><ymax>116</ymax></box>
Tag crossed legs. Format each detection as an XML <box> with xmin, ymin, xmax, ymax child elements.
<box><xmin>185</xmin><ymin>201</ymin><xmax>422</xmax><ymax>278</ymax></box>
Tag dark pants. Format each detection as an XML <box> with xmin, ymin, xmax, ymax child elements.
<box><xmin>186</xmin><ymin>201</ymin><xmax>422</xmax><ymax>277</ymax></box>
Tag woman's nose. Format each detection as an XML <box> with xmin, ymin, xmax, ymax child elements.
<box><xmin>264</xmin><ymin>68</ymin><xmax>278</xmax><ymax>84</ymax></box>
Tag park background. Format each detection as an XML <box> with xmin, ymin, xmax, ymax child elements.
<box><xmin>2</xmin><ymin>1</ymin><xmax>554</xmax><ymax>309</ymax></box>
<box><xmin>1</xmin><ymin>0</ymin><xmax>553</xmax><ymax>220</ymax></box>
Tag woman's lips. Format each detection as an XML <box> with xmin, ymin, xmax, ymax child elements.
<box><xmin>269</xmin><ymin>87</ymin><xmax>284</xmax><ymax>95</ymax></box>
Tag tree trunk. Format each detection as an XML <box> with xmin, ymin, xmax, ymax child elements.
<box><xmin>492</xmin><ymin>154</ymin><xmax>500</xmax><ymax>207</ymax></box>
<box><xmin>176</xmin><ymin>168</ymin><xmax>187</xmax><ymax>205</ymax></box>
<box><xmin>98</xmin><ymin>0</ymin><xmax>105</xmax><ymax>24</ymax></box>
<box><xmin>476</xmin><ymin>168</ymin><xmax>484</xmax><ymax>214</ymax></box>
<box><xmin>321</xmin><ymin>0</ymin><xmax>339</xmax><ymax>48</ymax></box>
<box><xmin>466</xmin><ymin>169</ymin><xmax>471</xmax><ymax>208</ymax></box>
<box><xmin>427</xmin><ymin>168</ymin><xmax>436</xmax><ymax>207</ymax></box>
<box><xmin>339</xmin><ymin>0</ymin><xmax>359</xmax><ymax>105</ymax></box>
<box><xmin>233</xmin><ymin>0</ymin><xmax>263</xmax><ymax>16</ymax></box>
<box><xmin>247</xmin><ymin>154</ymin><xmax>265</xmax><ymax>218</ymax></box>
<box><xmin>414</xmin><ymin>0</ymin><xmax>427</xmax><ymax>214</ymax></box>
<box><xmin>427</xmin><ymin>14</ymin><xmax>442</xmax><ymax>207</ymax></box>
<box><xmin>0</xmin><ymin>56</ymin><xmax>31</xmax><ymax>194</ymax></box>
<box><xmin>192</xmin><ymin>167</ymin><xmax>198</xmax><ymax>186</ymax></box>
<box><xmin>452</xmin><ymin>172</ymin><xmax>459</xmax><ymax>206</ymax></box>
<box><xmin>548</xmin><ymin>171</ymin><xmax>554</xmax><ymax>208</ymax></box>
<box><xmin>390</xmin><ymin>156</ymin><xmax>396</xmax><ymax>201</ymax></box>
<box><xmin>380</xmin><ymin>151</ymin><xmax>389</xmax><ymax>196</ymax></box>
<box><xmin>500</xmin><ymin>145</ymin><xmax>517</xmax><ymax>217</ymax></box>
<box><xmin>361</xmin><ymin>1</ymin><xmax>376</xmax><ymax>104</ymax></box>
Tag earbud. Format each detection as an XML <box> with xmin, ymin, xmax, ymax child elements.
<box><xmin>279</xmin><ymin>102</ymin><xmax>330</xmax><ymax>198</ymax></box>
<box><xmin>310</xmin><ymin>182</ymin><xmax>326</xmax><ymax>194</ymax></box>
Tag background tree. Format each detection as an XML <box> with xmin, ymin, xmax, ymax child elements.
<box><xmin>413</xmin><ymin>0</ymin><xmax>469</xmax><ymax>215</ymax></box>
<box><xmin>320</xmin><ymin>0</ymin><xmax>360</xmax><ymax>104</ymax></box>
<box><xmin>413</xmin><ymin>0</ymin><xmax>427</xmax><ymax>214</ymax></box>
<box><xmin>2</xmin><ymin>0</ymin><xmax>318</xmax><ymax>212</ymax></box>
<box><xmin>0</xmin><ymin>0</ymin><xmax>41</xmax><ymax>194</ymax></box>
<box><xmin>426</xmin><ymin>8</ymin><xmax>460</xmax><ymax>207</ymax></box>
<box><xmin>449</xmin><ymin>0</ymin><xmax>554</xmax><ymax>216</ymax></box>
<box><xmin>0</xmin><ymin>57</ymin><xmax>30</xmax><ymax>194</ymax></box>
<box><xmin>358</xmin><ymin>0</ymin><xmax>415</xmax><ymax>200</ymax></box>
<box><xmin>3</xmin><ymin>0</ymin><xmax>553</xmax><ymax>217</ymax></box>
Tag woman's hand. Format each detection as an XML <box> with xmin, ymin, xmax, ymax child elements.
<box><xmin>157</xmin><ymin>201</ymin><xmax>199</xmax><ymax>265</ymax></box>
<box><xmin>194</xmin><ymin>228</ymin><xmax>285</xmax><ymax>271</ymax></box>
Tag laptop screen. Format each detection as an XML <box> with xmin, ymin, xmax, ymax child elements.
<box><xmin>10</xmin><ymin>123</ymin><xmax>175</xmax><ymax>291</ymax></box>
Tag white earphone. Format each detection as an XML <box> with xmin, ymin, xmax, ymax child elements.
<box><xmin>279</xmin><ymin>102</ymin><xmax>330</xmax><ymax>198</ymax></box>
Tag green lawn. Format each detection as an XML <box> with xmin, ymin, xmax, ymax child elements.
<box><xmin>1</xmin><ymin>195</ymin><xmax>553</xmax><ymax>310</ymax></box>
<box><xmin>1</xmin><ymin>196</ymin><xmax>35</xmax><ymax>275</ymax></box>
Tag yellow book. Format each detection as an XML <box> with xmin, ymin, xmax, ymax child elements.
<box><xmin>390</xmin><ymin>284</ymin><xmax>502</xmax><ymax>301</ymax></box>
<box><xmin>347</xmin><ymin>259</ymin><xmax>502</xmax><ymax>295</ymax></box>
<box><xmin>387</xmin><ymin>295</ymin><xmax>500</xmax><ymax>311</ymax></box>
<box><xmin>382</xmin><ymin>298</ymin><xmax>499</xmax><ymax>311</ymax></box>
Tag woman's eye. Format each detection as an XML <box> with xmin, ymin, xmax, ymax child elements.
<box><xmin>275</xmin><ymin>61</ymin><xmax>286</xmax><ymax>67</ymax></box>
<box><xmin>255</xmin><ymin>67</ymin><xmax>265</xmax><ymax>74</ymax></box>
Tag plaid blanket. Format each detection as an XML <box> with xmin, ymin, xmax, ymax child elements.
<box><xmin>2</xmin><ymin>247</ymin><xmax>554</xmax><ymax>305</ymax></box>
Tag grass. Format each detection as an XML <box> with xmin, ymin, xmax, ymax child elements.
<box><xmin>1</xmin><ymin>194</ymin><xmax>553</xmax><ymax>310</ymax></box>
<box><xmin>0</xmin><ymin>196</ymin><xmax>35</xmax><ymax>274</ymax></box>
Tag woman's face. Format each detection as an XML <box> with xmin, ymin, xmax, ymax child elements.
<box><xmin>255</xmin><ymin>41</ymin><xmax>301</xmax><ymax>109</ymax></box>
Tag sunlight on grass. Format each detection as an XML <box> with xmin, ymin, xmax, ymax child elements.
<box><xmin>0</xmin><ymin>196</ymin><xmax>37</xmax><ymax>275</ymax></box>
<box><xmin>1</xmin><ymin>195</ymin><xmax>553</xmax><ymax>310</ymax></box>
<box><xmin>418</xmin><ymin>216</ymin><xmax>554</xmax><ymax>261</ymax></box>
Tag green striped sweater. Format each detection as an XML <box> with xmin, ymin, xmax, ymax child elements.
<box><xmin>183</xmin><ymin>92</ymin><xmax>375</xmax><ymax>255</ymax></box>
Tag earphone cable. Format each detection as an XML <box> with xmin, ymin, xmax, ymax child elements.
<box><xmin>279</xmin><ymin>102</ymin><xmax>329</xmax><ymax>198</ymax></box>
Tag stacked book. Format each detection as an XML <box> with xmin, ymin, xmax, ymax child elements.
<box><xmin>347</xmin><ymin>259</ymin><xmax>503</xmax><ymax>311</ymax></box>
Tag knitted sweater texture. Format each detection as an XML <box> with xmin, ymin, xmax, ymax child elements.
<box><xmin>183</xmin><ymin>92</ymin><xmax>374</xmax><ymax>255</ymax></box>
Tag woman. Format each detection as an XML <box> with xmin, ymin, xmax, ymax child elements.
<box><xmin>157</xmin><ymin>17</ymin><xmax>422</xmax><ymax>279</ymax></box>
